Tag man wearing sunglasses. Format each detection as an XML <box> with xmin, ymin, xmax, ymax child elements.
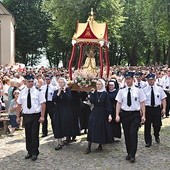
<box><xmin>16</xmin><ymin>74</ymin><xmax>46</xmax><ymax>161</ymax></box>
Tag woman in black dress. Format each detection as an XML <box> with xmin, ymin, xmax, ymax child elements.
<box><xmin>85</xmin><ymin>79</ymin><xmax>113</xmax><ymax>154</ymax></box>
<box><xmin>79</xmin><ymin>91</ymin><xmax>91</xmax><ymax>134</ymax></box>
<box><xmin>107</xmin><ymin>79</ymin><xmax>121</xmax><ymax>140</ymax></box>
<box><xmin>52</xmin><ymin>77</ymin><xmax>73</xmax><ymax>150</ymax></box>
<box><xmin>69</xmin><ymin>90</ymin><xmax>81</xmax><ymax>141</ymax></box>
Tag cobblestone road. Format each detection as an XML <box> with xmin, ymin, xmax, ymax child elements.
<box><xmin>0</xmin><ymin>117</ymin><xmax>170</xmax><ymax>170</ymax></box>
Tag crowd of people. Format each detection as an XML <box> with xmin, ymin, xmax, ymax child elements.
<box><xmin>0</xmin><ymin>63</ymin><xmax>170</xmax><ymax>163</ymax></box>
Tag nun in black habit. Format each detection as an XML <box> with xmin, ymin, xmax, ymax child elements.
<box><xmin>52</xmin><ymin>77</ymin><xmax>73</xmax><ymax>150</ymax></box>
<box><xmin>69</xmin><ymin>90</ymin><xmax>81</xmax><ymax>141</ymax></box>
<box><xmin>85</xmin><ymin>79</ymin><xmax>113</xmax><ymax>154</ymax></box>
<box><xmin>107</xmin><ymin>79</ymin><xmax>121</xmax><ymax>140</ymax></box>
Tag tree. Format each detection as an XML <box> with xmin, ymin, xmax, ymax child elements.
<box><xmin>4</xmin><ymin>0</ymin><xmax>51</xmax><ymax>65</ymax></box>
<box><xmin>43</xmin><ymin>0</ymin><xmax>125</xmax><ymax>67</ymax></box>
<box><xmin>137</xmin><ymin>0</ymin><xmax>170</xmax><ymax>66</ymax></box>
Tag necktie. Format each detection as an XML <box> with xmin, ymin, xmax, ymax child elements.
<box><xmin>138</xmin><ymin>82</ymin><xmax>140</xmax><ymax>88</ymax></box>
<box><xmin>45</xmin><ymin>85</ymin><xmax>48</xmax><ymax>101</ymax></box>
<box><xmin>27</xmin><ymin>89</ymin><xmax>31</xmax><ymax>109</ymax></box>
<box><xmin>127</xmin><ymin>88</ymin><xmax>132</xmax><ymax>107</ymax></box>
<box><xmin>151</xmin><ymin>86</ymin><xmax>155</xmax><ymax>106</ymax></box>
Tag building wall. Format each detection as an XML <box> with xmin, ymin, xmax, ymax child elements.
<box><xmin>0</xmin><ymin>14</ymin><xmax>15</xmax><ymax>65</ymax></box>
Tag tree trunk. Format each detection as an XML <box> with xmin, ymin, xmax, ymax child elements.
<box><xmin>146</xmin><ymin>43</ymin><xmax>151</xmax><ymax>65</ymax></box>
<box><xmin>62</xmin><ymin>51</ymin><xmax>67</xmax><ymax>68</ymax></box>
<box><xmin>118</xmin><ymin>46</ymin><xmax>123</xmax><ymax>65</ymax></box>
<box><xmin>162</xmin><ymin>43</ymin><xmax>167</xmax><ymax>64</ymax></box>
<box><xmin>108</xmin><ymin>43</ymin><xmax>113</xmax><ymax>66</ymax></box>
<box><xmin>46</xmin><ymin>51</ymin><xmax>52</xmax><ymax>68</ymax></box>
<box><xmin>167</xmin><ymin>41</ymin><xmax>170</xmax><ymax>67</ymax></box>
<box><xmin>130</xmin><ymin>45</ymin><xmax>137</xmax><ymax>66</ymax></box>
<box><xmin>111</xmin><ymin>42</ymin><xmax>117</xmax><ymax>66</ymax></box>
<box><xmin>153</xmin><ymin>42</ymin><xmax>160</xmax><ymax>65</ymax></box>
<box><xmin>30</xmin><ymin>54</ymin><xmax>34</xmax><ymax>66</ymax></box>
<box><xmin>66</xmin><ymin>51</ymin><xmax>70</xmax><ymax>69</ymax></box>
<box><xmin>21</xmin><ymin>52</ymin><xmax>27</xmax><ymax>65</ymax></box>
<box><xmin>55</xmin><ymin>52</ymin><xmax>60</xmax><ymax>68</ymax></box>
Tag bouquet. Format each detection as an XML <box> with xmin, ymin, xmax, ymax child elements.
<box><xmin>67</xmin><ymin>69</ymin><xmax>98</xmax><ymax>91</ymax></box>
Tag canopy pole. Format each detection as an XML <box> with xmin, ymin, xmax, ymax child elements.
<box><xmin>99</xmin><ymin>45</ymin><xmax>103</xmax><ymax>78</ymax></box>
<box><xmin>78</xmin><ymin>44</ymin><xmax>83</xmax><ymax>70</ymax></box>
<box><xmin>104</xmin><ymin>45</ymin><xmax>110</xmax><ymax>78</ymax></box>
<box><xmin>69</xmin><ymin>45</ymin><xmax>76</xmax><ymax>80</ymax></box>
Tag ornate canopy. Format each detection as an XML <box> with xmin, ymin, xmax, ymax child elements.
<box><xmin>69</xmin><ymin>9</ymin><xmax>110</xmax><ymax>80</ymax></box>
<box><xmin>72</xmin><ymin>12</ymin><xmax>108</xmax><ymax>44</ymax></box>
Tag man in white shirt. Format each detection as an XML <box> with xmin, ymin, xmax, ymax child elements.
<box><xmin>40</xmin><ymin>75</ymin><xmax>57</xmax><ymax>137</ymax></box>
<box><xmin>16</xmin><ymin>75</ymin><xmax>46</xmax><ymax>161</ymax></box>
<box><xmin>115</xmin><ymin>72</ymin><xmax>146</xmax><ymax>163</ymax></box>
<box><xmin>143</xmin><ymin>73</ymin><xmax>166</xmax><ymax>147</ymax></box>
<box><xmin>160</xmin><ymin>68</ymin><xmax>170</xmax><ymax>117</ymax></box>
<box><xmin>134</xmin><ymin>72</ymin><xmax>147</xmax><ymax>89</ymax></box>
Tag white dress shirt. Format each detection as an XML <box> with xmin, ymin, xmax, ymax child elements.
<box><xmin>134</xmin><ymin>80</ymin><xmax>147</xmax><ymax>89</ymax></box>
<box><xmin>160</xmin><ymin>75</ymin><xmax>170</xmax><ymax>91</ymax></box>
<box><xmin>17</xmin><ymin>86</ymin><xmax>46</xmax><ymax>114</ymax></box>
<box><xmin>155</xmin><ymin>77</ymin><xmax>163</xmax><ymax>86</ymax></box>
<box><xmin>3</xmin><ymin>84</ymin><xmax>9</xmax><ymax>101</ymax></box>
<box><xmin>143</xmin><ymin>84</ymin><xmax>167</xmax><ymax>106</ymax></box>
<box><xmin>51</xmin><ymin>77</ymin><xmax>59</xmax><ymax>88</ymax></box>
<box><xmin>40</xmin><ymin>84</ymin><xmax>58</xmax><ymax>101</ymax></box>
<box><xmin>116</xmin><ymin>85</ymin><xmax>146</xmax><ymax>111</ymax></box>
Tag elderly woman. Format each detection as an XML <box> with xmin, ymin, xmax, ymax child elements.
<box><xmin>52</xmin><ymin>77</ymin><xmax>73</xmax><ymax>150</ymax></box>
<box><xmin>85</xmin><ymin>79</ymin><xmax>113</xmax><ymax>154</ymax></box>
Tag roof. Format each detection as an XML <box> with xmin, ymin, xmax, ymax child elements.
<box><xmin>0</xmin><ymin>2</ymin><xmax>15</xmax><ymax>25</ymax></box>
<box><xmin>72</xmin><ymin>10</ymin><xmax>108</xmax><ymax>44</ymax></box>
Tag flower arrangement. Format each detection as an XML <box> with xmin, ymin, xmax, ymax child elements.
<box><xmin>68</xmin><ymin>69</ymin><xmax>98</xmax><ymax>91</ymax></box>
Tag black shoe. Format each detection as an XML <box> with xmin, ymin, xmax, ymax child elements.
<box><xmin>95</xmin><ymin>146</ymin><xmax>103</xmax><ymax>152</ymax></box>
<box><xmin>25</xmin><ymin>154</ymin><xmax>32</xmax><ymax>159</ymax></box>
<box><xmin>130</xmin><ymin>157</ymin><xmax>136</xmax><ymax>163</ymax></box>
<box><xmin>155</xmin><ymin>137</ymin><xmax>160</xmax><ymax>143</ymax></box>
<box><xmin>71</xmin><ymin>136</ymin><xmax>77</xmax><ymax>142</ymax></box>
<box><xmin>41</xmin><ymin>134</ymin><xmax>47</xmax><ymax>138</ymax></box>
<box><xmin>125</xmin><ymin>155</ymin><xmax>131</xmax><ymax>161</ymax></box>
<box><xmin>55</xmin><ymin>145</ymin><xmax>62</xmax><ymax>150</ymax></box>
<box><xmin>31</xmin><ymin>155</ymin><xmax>37</xmax><ymax>161</ymax></box>
<box><xmin>84</xmin><ymin>148</ymin><xmax>91</xmax><ymax>154</ymax></box>
<box><xmin>63</xmin><ymin>140</ymin><xmax>70</xmax><ymax>145</ymax></box>
<box><xmin>145</xmin><ymin>143</ymin><xmax>151</xmax><ymax>147</ymax></box>
<box><xmin>84</xmin><ymin>129</ymin><xmax>87</xmax><ymax>134</ymax></box>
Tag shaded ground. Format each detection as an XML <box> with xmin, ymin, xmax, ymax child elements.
<box><xmin>0</xmin><ymin>117</ymin><xmax>170</xmax><ymax>170</ymax></box>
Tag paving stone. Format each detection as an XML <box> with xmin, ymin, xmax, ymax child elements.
<box><xmin>0</xmin><ymin>118</ymin><xmax>170</xmax><ymax>170</ymax></box>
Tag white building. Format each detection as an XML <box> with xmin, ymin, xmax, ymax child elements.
<box><xmin>0</xmin><ymin>2</ymin><xmax>15</xmax><ymax>65</ymax></box>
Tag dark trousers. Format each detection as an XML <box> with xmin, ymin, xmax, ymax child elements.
<box><xmin>165</xmin><ymin>91</ymin><xmax>170</xmax><ymax>117</ymax></box>
<box><xmin>144</xmin><ymin>106</ymin><xmax>162</xmax><ymax>144</ymax></box>
<box><xmin>23</xmin><ymin>113</ymin><xmax>41</xmax><ymax>156</ymax></box>
<box><xmin>42</xmin><ymin>101</ymin><xmax>54</xmax><ymax>135</ymax></box>
<box><xmin>121</xmin><ymin>111</ymin><xmax>140</xmax><ymax>157</ymax></box>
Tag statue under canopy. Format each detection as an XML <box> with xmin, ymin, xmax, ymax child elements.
<box><xmin>82</xmin><ymin>48</ymin><xmax>97</xmax><ymax>74</ymax></box>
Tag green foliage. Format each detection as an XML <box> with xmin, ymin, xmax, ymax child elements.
<box><xmin>4</xmin><ymin>0</ymin><xmax>51</xmax><ymax>65</ymax></box>
<box><xmin>3</xmin><ymin>0</ymin><xmax>170</xmax><ymax>66</ymax></box>
<box><xmin>43</xmin><ymin>0</ymin><xmax>125</xmax><ymax>67</ymax></box>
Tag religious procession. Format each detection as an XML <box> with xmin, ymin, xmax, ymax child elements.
<box><xmin>0</xmin><ymin>0</ymin><xmax>170</xmax><ymax>169</ymax></box>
